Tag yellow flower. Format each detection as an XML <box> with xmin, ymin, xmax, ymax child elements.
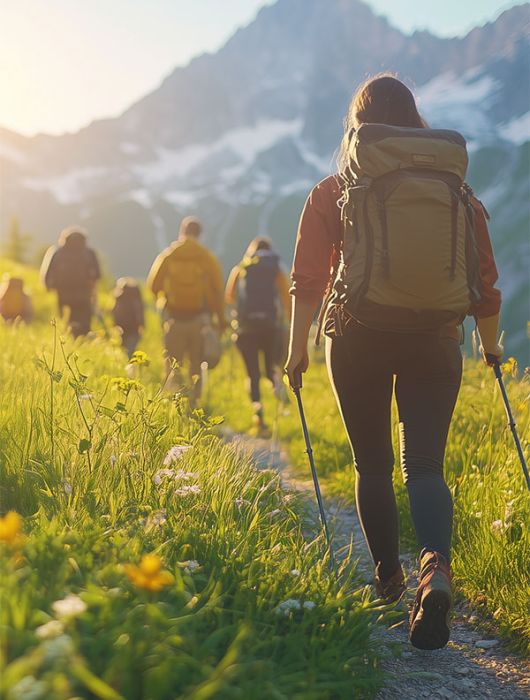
<box><xmin>0</xmin><ymin>511</ymin><xmax>23</xmax><ymax>545</ymax></box>
<box><xmin>124</xmin><ymin>553</ymin><xmax>173</xmax><ymax>592</ymax></box>
<box><xmin>501</xmin><ymin>357</ymin><xmax>517</xmax><ymax>376</ymax></box>
<box><xmin>129</xmin><ymin>351</ymin><xmax>149</xmax><ymax>366</ymax></box>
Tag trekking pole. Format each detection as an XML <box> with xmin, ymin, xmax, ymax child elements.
<box><xmin>486</xmin><ymin>354</ymin><xmax>530</xmax><ymax>492</ymax></box>
<box><xmin>292</xmin><ymin>370</ymin><xmax>336</xmax><ymax>572</ymax></box>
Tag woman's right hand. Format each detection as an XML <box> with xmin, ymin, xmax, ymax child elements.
<box><xmin>481</xmin><ymin>342</ymin><xmax>504</xmax><ymax>367</ymax></box>
<box><xmin>284</xmin><ymin>346</ymin><xmax>309</xmax><ymax>390</ymax></box>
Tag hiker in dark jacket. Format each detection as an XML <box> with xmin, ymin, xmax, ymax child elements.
<box><xmin>285</xmin><ymin>75</ymin><xmax>503</xmax><ymax>650</ymax></box>
<box><xmin>226</xmin><ymin>237</ymin><xmax>290</xmax><ymax>433</ymax></box>
<box><xmin>112</xmin><ymin>277</ymin><xmax>145</xmax><ymax>358</ymax></box>
<box><xmin>40</xmin><ymin>226</ymin><xmax>101</xmax><ymax>337</ymax></box>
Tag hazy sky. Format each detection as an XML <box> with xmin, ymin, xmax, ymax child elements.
<box><xmin>0</xmin><ymin>0</ymin><xmax>522</xmax><ymax>136</ymax></box>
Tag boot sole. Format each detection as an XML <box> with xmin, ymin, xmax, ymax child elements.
<box><xmin>409</xmin><ymin>588</ymin><xmax>451</xmax><ymax>650</ymax></box>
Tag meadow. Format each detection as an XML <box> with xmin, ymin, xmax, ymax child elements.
<box><xmin>208</xmin><ymin>335</ymin><xmax>530</xmax><ymax>655</ymax></box>
<box><xmin>1</xmin><ymin>259</ymin><xmax>528</xmax><ymax>700</ymax></box>
<box><xmin>0</xmin><ymin>262</ymin><xmax>387</xmax><ymax>699</ymax></box>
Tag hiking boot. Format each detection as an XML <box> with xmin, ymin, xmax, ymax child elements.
<box><xmin>409</xmin><ymin>550</ymin><xmax>453</xmax><ymax>650</ymax></box>
<box><xmin>374</xmin><ymin>564</ymin><xmax>406</xmax><ymax>604</ymax></box>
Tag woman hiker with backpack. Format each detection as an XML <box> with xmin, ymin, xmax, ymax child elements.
<box><xmin>226</xmin><ymin>237</ymin><xmax>291</xmax><ymax>435</ymax></box>
<box><xmin>285</xmin><ymin>75</ymin><xmax>503</xmax><ymax>650</ymax></box>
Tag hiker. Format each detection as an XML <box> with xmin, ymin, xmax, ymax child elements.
<box><xmin>0</xmin><ymin>276</ymin><xmax>33</xmax><ymax>323</ymax></box>
<box><xmin>112</xmin><ymin>277</ymin><xmax>145</xmax><ymax>358</ymax></box>
<box><xmin>225</xmin><ymin>237</ymin><xmax>290</xmax><ymax>433</ymax></box>
<box><xmin>147</xmin><ymin>216</ymin><xmax>225</xmax><ymax>400</ymax></box>
<box><xmin>285</xmin><ymin>75</ymin><xmax>503</xmax><ymax>650</ymax></box>
<box><xmin>40</xmin><ymin>226</ymin><xmax>101</xmax><ymax>337</ymax></box>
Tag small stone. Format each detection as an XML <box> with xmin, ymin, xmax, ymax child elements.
<box><xmin>475</xmin><ymin>639</ymin><xmax>499</xmax><ymax>649</ymax></box>
<box><xmin>437</xmin><ymin>688</ymin><xmax>455</xmax><ymax>700</ymax></box>
<box><xmin>455</xmin><ymin>666</ymin><xmax>470</xmax><ymax>675</ymax></box>
<box><xmin>401</xmin><ymin>651</ymin><xmax>413</xmax><ymax>659</ymax></box>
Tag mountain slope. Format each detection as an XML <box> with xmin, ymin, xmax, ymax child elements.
<box><xmin>0</xmin><ymin>0</ymin><xmax>528</xmax><ymax>355</ymax></box>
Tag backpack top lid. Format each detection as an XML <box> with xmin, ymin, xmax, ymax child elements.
<box><xmin>349</xmin><ymin>123</ymin><xmax>468</xmax><ymax>181</ymax></box>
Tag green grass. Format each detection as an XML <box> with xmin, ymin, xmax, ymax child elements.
<box><xmin>0</xmin><ymin>310</ymin><xmax>388</xmax><ymax>699</ymax></box>
<box><xmin>207</xmin><ymin>342</ymin><xmax>530</xmax><ymax>655</ymax></box>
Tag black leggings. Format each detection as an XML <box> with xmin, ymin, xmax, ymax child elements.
<box><xmin>326</xmin><ymin>322</ymin><xmax>462</xmax><ymax>579</ymax></box>
<box><xmin>237</xmin><ymin>328</ymin><xmax>277</xmax><ymax>404</ymax></box>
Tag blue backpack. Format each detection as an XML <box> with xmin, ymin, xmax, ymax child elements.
<box><xmin>237</xmin><ymin>250</ymin><xmax>279</xmax><ymax>329</ymax></box>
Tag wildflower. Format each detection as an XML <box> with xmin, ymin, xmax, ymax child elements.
<box><xmin>128</xmin><ymin>350</ymin><xmax>150</xmax><ymax>366</ymax></box>
<box><xmin>178</xmin><ymin>559</ymin><xmax>201</xmax><ymax>574</ymax></box>
<box><xmin>42</xmin><ymin>634</ymin><xmax>75</xmax><ymax>663</ymax></box>
<box><xmin>303</xmin><ymin>601</ymin><xmax>316</xmax><ymax>610</ymax></box>
<box><xmin>175</xmin><ymin>484</ymin><xmax>201</xmax><ymax>496</ymax></box>
<box><xmin>0</xmin><ymin>511</ymin><xmax>23</xmax><ymax>545</ymax></box>
<box><xmin>268</xmin><ymin>508</ymin><xmax>281</xmax><ymax>518</ymax></box>
<box><xmin>153</xmin><ymin>468</ymin><xmax>176</xmax><ymax>485</ymax></box>
<box><xmin>150</xmin><ymin>510</ymin><xmax>167</xmax><ymax>527</ymax></box>
<box><xmin>173</xmin><ymin>469</ymin><xmax>199</xmax><ymax>481</ymax></box>
<box><xmin>35</xmin><ymin>620</ymin><xmax>64</xmax><ymax>640</ymax></box>
<box><xmin>501</xmin><ymin>357</ymin><xmax>517</xmax><ymax>376</ymax></box>
<box><xmin>163</xmin><ymin>445</ymin><xmax>192</xmax><ymax>465</ymax></box>
<box><xmin>491</xmin><ymin>519</ymin><xmax>508</xmax><ymax>534</ymax></box>
<box><xmin>78</xmin><ymin>393</ymin><xmax>93</xmax><ymax>401</ymax></box>
<box><xmin>63</xmin><ymin>481</ymin><xmax>72</xmax><ymax>495</ymax></box>
<box><xmin>110</xmin><ymin>454</ymin><xmax>118</xmax><ymax>465</ymax></box>
<box><xmin>111</xmin><ymin>377</ymin><xmax>141</xmax><ymax>393</ymax></box>
<box><xmin>275</xmin><ymin>598</ymin><xmax>301</xmax><ymax>615</ymax></box>
<box><xmin>290</xmin><ymin>569</ymin><xmax>300</xmax><ymax>577</ymax></box>
<box><xmin>52</xmin><ymin>593</ymin><xmax>87</xmax><ymax>619</ymax></box>
<box><xmin>10</xmin><ymin>675</ymin><xmax>47</xmax><ymax>700</ymax></box>
<box><xmin>124</xmin><ymin>553</ymin><xmax>173</xmax><ymax>592</ymax></box>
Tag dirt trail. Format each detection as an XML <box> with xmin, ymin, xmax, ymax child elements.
<box><xmin>231</xmin><ymin>433</ymin><xmax>529</xmax><ymax>700</ymax></box>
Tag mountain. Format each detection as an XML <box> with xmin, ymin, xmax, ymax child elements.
<box><xmin>0</xmin><ymin>0</ymin><xmax>529</xmax><ymax>355</ymax></box>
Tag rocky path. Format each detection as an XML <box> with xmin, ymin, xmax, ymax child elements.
<box><xmin>232</xmin><ymin>434</ymin><xmax>529</xmax><ymax>700</ymax></box>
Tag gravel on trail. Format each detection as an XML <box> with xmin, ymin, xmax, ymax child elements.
<box><xmin>232</xmin><ymin>434</ymin><xmax>529</xmax><ymax>700</ymax></box>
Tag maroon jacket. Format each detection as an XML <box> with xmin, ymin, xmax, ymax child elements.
<box><xmin>291</xmin><ymin>175</ymin><xmax>501</xmax><ymax>324</ymax></box>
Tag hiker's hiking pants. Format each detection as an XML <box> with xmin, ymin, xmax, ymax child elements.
<box><xmin>326</xmin><ymin>321</ymin><xmax>462</xmax><ymax>580</ymax></box>
<box><xmin>164</xmin><ymin>314</ymin><xmax>206</xmax><ymax>399</ymax></box>
<box><xmin>58</xmin><ymin>297</ymin><xmax>92</xmax><ymax>337</ymax></box>
<box><xmin>236</xmin><ymin>325</ymin><xmax>278</xmax><ymax>404</ymax></box>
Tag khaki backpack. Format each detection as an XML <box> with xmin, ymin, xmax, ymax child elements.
<box><xmin>162</xmin><ymin>251</ymin><xmax>208</xmax><ymax>314</ymax></box>
<box><xmin>327</xmin><ymin>123</ymin><xmax>483</xmax><ymax>333</ymax></box>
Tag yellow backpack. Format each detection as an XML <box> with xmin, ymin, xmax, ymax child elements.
<box><xmin>163</xmin><ymin>252</ymin><xmax>208</xmax><ymax>314</ymax></box>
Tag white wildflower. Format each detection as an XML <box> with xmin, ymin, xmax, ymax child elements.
<box><xmin>289</xmin><ymin>569</ymin><xmax>300</xmax><ymax>577</ymax></box>
<box><xmin>268</xmin><ymin>508</ymin><xmax>281</xmax><ymax>517</ymax></box>
<box><xmin>491</xmin><ymin>519</ymin><xmax>508</xmax><ymax>534</ymax></box>
<box><xmin>173</xmin><ymin>469</ymin><xmax>199</xmax><ymax>481</ymax></box>
<box><xmin>153</xmin><ymin>468</ymin><xmax>176</xmax><ymax>485</ymax></box>
<box><xmin>78</xmin><ymin>394</ymin><xmax>93</xmax><ymax>401</ymax></box>
<box><xmin>175</xmin><ymin>484</ymin><xmax>201</xmax><ymax>496</ymax></box>
<box><xmin>179</xmin><ymin>559</ymin><xmax>200</xmax><ymax>574</ymax></box>
<box><xmin>35</xmin><ymin>620</ymin><xmax>64</xmax><ymax>640</ymax></box>
<box><xmin>11</xmin><ymin>676</ymin><xmax>47</xmax><ymax>700</ymax></box>
<box><xmin>110</xmin><ymin>454</ymin><xmax>117</xmax><ymax>465</ymax></box>
<box><xmin>63</xmin><ymin>481</ymin><xmax>72</xmax><ymax>495</ymax></box>
<box><xmin>163</xmin><ymin>445</ymin><xmax>192</xmax><ymax>465</ymax></box>
<box><xmin>275</xmin><ymin>598</ymin><xmax>301</xmax><ymax>615</ymax></box>
<box><xmin>42</xmin><ymin>634</ymin><xmax>74</xmax><ymax>663</ymax></box>
<box><xmin>303</xmin><ymin>601</ymin><xmax>316</xmax><ymax>610</ymax></box>
<box><xmin>52</xmin><ymin>593</ymin><xmax>87</xmax><ymax>619</ymax></box>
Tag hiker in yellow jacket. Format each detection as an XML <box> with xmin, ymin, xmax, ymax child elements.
<box><xmin>147</xmin><ymin>217</ymin><xmax>225</xmax><ymax>399</ymax></box>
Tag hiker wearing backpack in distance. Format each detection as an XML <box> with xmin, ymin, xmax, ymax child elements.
<box><xmin>147</xmin><ymin>216</ymin><xmax>226</xmax><ymax>401</ymax></box>
<box><xmin>285</xmin><ymin>75</ymin><xmax>503</xmax><ymax>651</ymax></box>
<box><xmin>0</xmin><ymin>276</ymin><xmax>33</xmax><ymax>324</ymax></box>
<box><xmin>40</xmin><ymin>226</ymin><xmax>101</xmax><ymax>337</ymax></box>
<box><xmin>112</xmin><ymin>277</ymin><xmax>145</xmax><ymax>358</ymax></box>
<box><xmin>225</xmin><ymin>237</ymin><xmax>291</xmax><ymax>434</ymax></box>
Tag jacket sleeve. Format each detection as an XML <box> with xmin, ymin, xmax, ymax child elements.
<box><xmin>40</xmin><ymin>246</ymin><xmax>58</xmax><ymax>289</ymax></box>
<box><xmin>147</xmin><ymin>252</ymin><xmax>168</xmax><ymax>297</ymax></box>
<box><xmin>290</xmin><ymin>177</ymin><xmax>341</xmax><ymax>304</ymax></box>
<box><xmin>470</xmin><ymin>200</ymin><xmax>502</xmax><ymax>319</ymax></box>
<box><xmin>225</xmin><ymin>266</ymin><xmax>240</xmax><ymax>305</ymax></box>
